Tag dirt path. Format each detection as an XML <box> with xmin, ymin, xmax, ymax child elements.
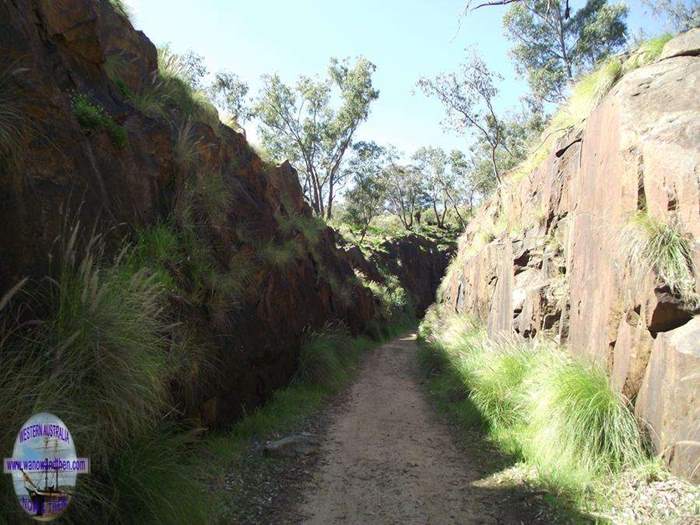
<box><xmin>294</xmin><ymin>333</ymin><xmax>532</xmax><ymax>525</ymax></box>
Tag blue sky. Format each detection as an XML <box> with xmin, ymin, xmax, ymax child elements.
<box><xmin>127</xmin><ymin>0</ymin><xmax>668</xmax><ymax>155</ymax></box>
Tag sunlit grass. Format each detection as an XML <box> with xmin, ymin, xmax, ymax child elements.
<box><xmin>621</xmin><ymin>211</ymin><xmax>698</xmax><ymax>306</ymax></box>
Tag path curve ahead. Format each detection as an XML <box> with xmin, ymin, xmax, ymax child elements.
<box><xmin>296</xmin><ymin>333</ymin><xmax>530</xmax><ymax>525</ymax></box>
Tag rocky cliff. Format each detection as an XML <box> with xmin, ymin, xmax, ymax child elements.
<box><xmin>438</xmin><ymin>30</ymin><xmax>700</xmax><ymax>481</ymax></box>
<box><xmin>0</xmin><ymin>0</ymin><xmax>378</xmax><ymax>425</ymax></box>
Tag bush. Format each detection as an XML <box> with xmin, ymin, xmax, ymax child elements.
<box><xmin>0</xmin><ymin>223</ymin><xmax>202</xmax><ymax>521</ymax></box>
<box><xmin>72</xmin><ymin>93</ymin><xmax>127</xmax><ymax>147</ymax></box>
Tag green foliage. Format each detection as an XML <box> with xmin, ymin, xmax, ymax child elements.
<box><xmin>259</xmin><ymin>238</ymin><xmax>302</xmax><ymax>268</ymax></box>
<box><xmin>419</xmin><ymin>310</ymin><xmax>647</xmax><ymax>502</ymax></box>
<box><xmin>623</xmin><ymin>33</ymin><xmax>673</xmax><ymax>72</ymax></box>
<box><xmin>278</xmin><ymin>209</ymin><xmax>327</xmax><ymax>245</ymax></box>
<box><xmin>254</xmin><ymin>57</ymin><xmax>379</xmax><ymax>217</ymax></box>
<box><xmin>502</xmin><ymin>0</ymin><xmax>628</xmax><ymax>103</ymax></box>
<box><xmin>133</xmin><ymin>46</ymin><xmax>220</xmax><ymax>128</ymax></box>
<box><xmin>524</xmin><ymin>357</ymin><xmax>645</xmax><ymax>486</ymax></box>
<box><xmin>295</xmin><ymin>325</ymin><xmax>359</xmax><ymax>389</ymax></box>
<box><xmin>72</xmin><ymin>93</ymin><xmax>128</xmax><ymax>147</ymax></box>
<box><xmin>108</xmin><ymin>427</ymin><xmax>209</xmax><ymax>525</ymax></box>
<box><xmin>622</xmin><ymin>212</ymin><xmax>698</xmax><ymax>305</ymax></box>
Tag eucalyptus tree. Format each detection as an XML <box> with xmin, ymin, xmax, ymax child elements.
<box><xmin>463</xmin><ymin>1</ymin><xmax>628</xmax><ymax>103</ymax></box>
<box><xmin>342</xmin><ymin>141</ymin><xmax>391</xmax><ymax>242</ymax></box>
<box><xmin>253</xmin><ymin>57</ymin><xmax>379</xmax><ymax>219</ymax></box>
<box><xmin>418</xmin><ymin>51</ymin><xmax>512</xmax><ymax>184</ymax></box>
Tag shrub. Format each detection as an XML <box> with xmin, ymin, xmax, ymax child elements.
<box><xmin>622</xmin><ymin>211</ymin><xmax>698</xmax><ymax>305</ymax></box>
<box><xmin>72</xmin><ymin>93</ymin><xmax>128</xmax><ymax>147</ymax></box>
<box><xmin>259</xmin><ymin>239</ymin><xmax>302</xmax><ymax>268</ymax></box>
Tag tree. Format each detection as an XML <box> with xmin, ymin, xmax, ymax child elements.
<box><xmin>418</xmin><ymin>51</ymin><xmax>512</xmax><ymax>184</ymax></box>
<box><xmin>412</xmin><ymin>147</ymin><xmax>451</xmax><ymax>228</ymax></box>
<box><xmin>209</xmin><ymin>72</ymin><xmax>250</xmax><ymax>130</ymax></box>
<box><xmin>342</xmin><ymin>142</ymin><xmax>389</xmax><ymax>241</ymax></box>
<box><xmin>642</xmin><ymin>0</ymin><xmax>700</xmax><ymax>32</ymax></box>
<box><xmin>498</xmin><ymin>1</ymin><xmax>628</xmax><ymax>103</ymax></box>
<box><xmin>253</xmin><ymin>57</ymin><xmax>379</xmax><ymax>219</ymax></box>
<box><xmin>383</xmin><ymin>163</ymin><xmax>425</xmax><ymax>230</ymax></box>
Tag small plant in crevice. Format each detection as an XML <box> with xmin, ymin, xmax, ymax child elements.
<box><xmin>71</xmin><ymin>93</ymin><xmax>127</xmax><ymax>148</ymax></box>
<box><xmin>621</xmin><ymin>211</ymin><xmax>698</xmax><ymax>307</ymax></box>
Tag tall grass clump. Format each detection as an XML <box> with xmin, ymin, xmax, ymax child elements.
<box><xmin>133</xmin><ymin>46</ymin><xmax>219</xmax><ymax>128</ymax></box>
<box><xmin>108</xmin><ymin>0</ymin><xmax>132</xmax><ymax>20</ymax></box>
<box><xmin>419</xmin><ymin>310</ymin><xmax>647</xmax><ymax>500</ymax></box>
<box><xmin>0</xmin><ymin>221</ymin><xmax>214</xmax><ymax>523</ymax></box>
<box><xmin>107</xmin><ymin>426</ymin><xmax>209</xmax><ymax>525</ymax></box>
<box><xmin>622</xmin><ymin>211</ymin><xmax>698</xmax><ymax>306</ymax></box>
<box><xmin>294</xmin><ymin>324</ymin><xmax>359</xmax><ymax>389</ymax></box>
<box><xmin>524</xmin><ymin>358</ymin><xmax>645</xmax><ymax>488</ymax></box>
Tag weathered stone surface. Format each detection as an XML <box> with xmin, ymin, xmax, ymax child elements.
<box><xmin>0</xmin><ymin>0</ymin><xmax>377</xmax><ymax>428</ymax></box>
<box><xmin>438</xmin><ymin>30</ymin><xmax>700</xmax><ymax>481</ymax></box>
<box><xmin>635</xmin><ymin>317</ymin><xmax>700</xmax><ymax>483</ymax></box>
<box><xmin>660</xmin><ymin>27</ymin><xmax>700</xmax><ymax>60</ymax></box>
<box><xmin>372</xmin><ymin>234</ymin><xmax>454</xmax><ymax>316</ymax></box>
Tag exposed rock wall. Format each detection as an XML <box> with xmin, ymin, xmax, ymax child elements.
<box><xmin>0</xmin><ymin>0</ymin><xmax>376</xmax><ymax>425</ymax></box>
<box><xmin>342</xmin><ymin>234</ymin><xmax>454</xmax><ymax>316</ymax></box>
<box><xmin>438</xmin><ymin>31</ymin><xmax>700</xmax><ymax>481</ymax></box>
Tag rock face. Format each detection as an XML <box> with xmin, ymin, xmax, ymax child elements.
<box><xmin>0</xmin><ymin>0</ymin><xmax>376</xmax><ymax>426</ymax></box>
<box><xmin>373</xmin><ymin>234</ymin><xmax>454</xmax><ymax>316</ymax></box>
<box><xmin>438</xmin><ymin>32</ymin><xmax>700</xmax><ymax>480</ymax></box>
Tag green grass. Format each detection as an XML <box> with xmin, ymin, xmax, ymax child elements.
<box><xmin>418</xmin><ymin>310</ymin><xmax>648</xmax><ymax>511</ymax></box>
<box><xmin>622</xmin><ymin>211</ymin><xmax>698</xmax><ymax>306</ymax></box>
<box><xmin>509</xmin><ymin>34</ymin><xmax>672</xmax><ymax>183</ymax></box>
<box><xmin>259</xmin><ymin>238</ymin><xmax>302</xmax><ymax>268</ymax></box>
<box><xmin>132</xmin><ymin>46</ymin><xmax>219</xmax><ymax>128</ymax></box>
<box><xmin>0</xmin><ymin>223</ymin><xmax>197</xmax><ymax>522</ymax></box>
<box><xmin>72</xmin><ymin>93</ymin><xmax>127</xmax><ymax>147</ymax></box>
<box><xmin>107</xmin><ymin>426</ymin><xmax>209</xmax><ymax>525</ymax></box>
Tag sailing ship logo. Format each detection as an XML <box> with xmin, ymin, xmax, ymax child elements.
<box><xmin>3</xmin><ymin>413</ymin><xmax>89</xmax><ymax>521</ymax></box>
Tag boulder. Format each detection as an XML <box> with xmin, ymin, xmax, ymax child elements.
<box><xmin>660</xmin><ymin>27</ymin><xmax>700</xmax><ymax>60</ymax></box>
<box><xmin>635</xmin><ymin>317</ymin><xmax>700</xmax><ymax>482</ymax></box>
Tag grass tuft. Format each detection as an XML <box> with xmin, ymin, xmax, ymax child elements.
<box><xmin>621</xmin><ymin>211</ymin><xmax>698</xmax><ymax>306</ymax></box>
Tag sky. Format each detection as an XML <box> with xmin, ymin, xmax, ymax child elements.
<box><xmin>125</xmin><ymin>0</ymin><xmax>670</xmax><ymax>156</ymax></box>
